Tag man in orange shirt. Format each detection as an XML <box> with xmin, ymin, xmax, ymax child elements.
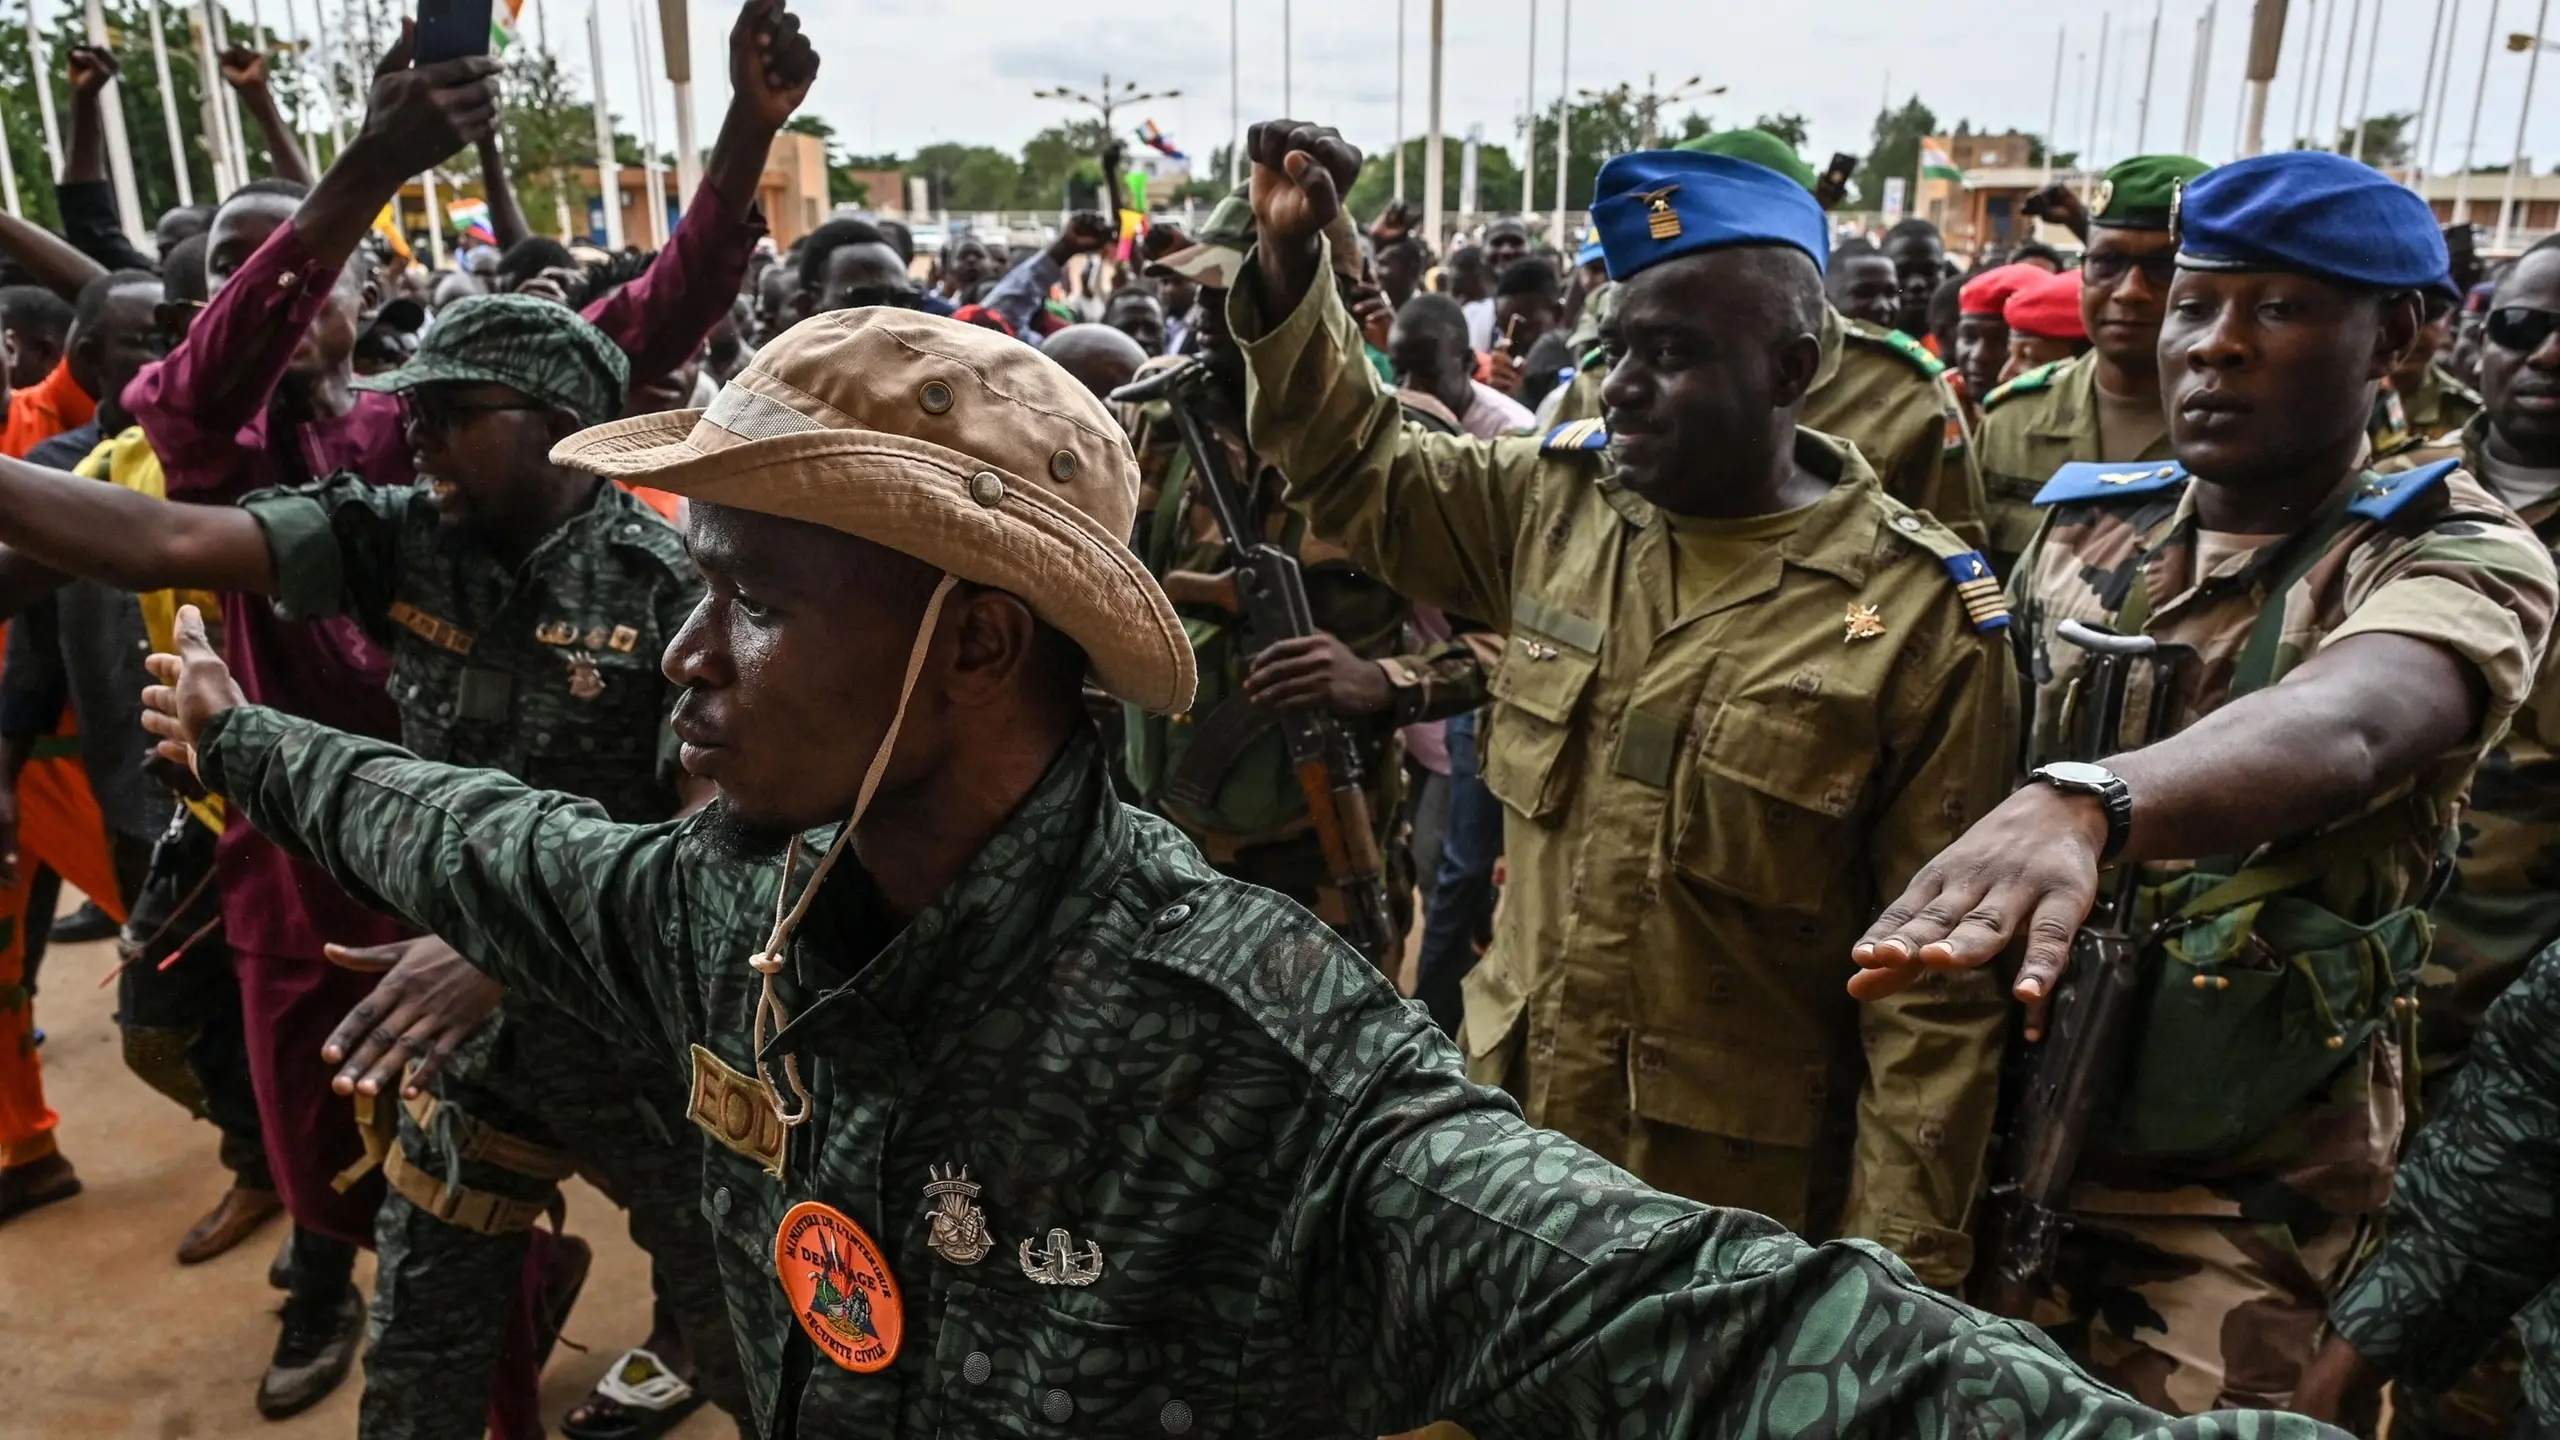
<box><xmin>0</xmin><ymin>356</ymin><xmax>97</xmax><ymax>462</ymax></box>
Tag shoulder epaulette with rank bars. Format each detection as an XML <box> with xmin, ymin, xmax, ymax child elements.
<box><xmin>1940</xmin><ymin>550</ymin><xmax>2010</xmax><ymax>633</ymax></box>
<box><xmin>2033</xmin><ymin>460</ymin><xmax>2189</xmax><ymax>507</ymax></box>
<box><xmin>1542</xmin><ymin>418</ymin><xmax>1609</xmax><ymax>454</ymax></box>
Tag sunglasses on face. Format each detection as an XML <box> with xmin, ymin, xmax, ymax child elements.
<box><xmin>400</xmin><ymin>392</ymin><xmax>551</xmax><ymax>435</ymax></box>
<box><xmin>2082</xmin><ymin>252</ymin><xmax>2178</xmax><ymax>288</ymax></box>
<box><xmin>2486</xmin><ymin>306</ymin><xmax>2560</xmax><ymax>354</ymax></box>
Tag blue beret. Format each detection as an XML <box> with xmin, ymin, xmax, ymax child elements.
<box><xmin>1577</xmin><ymin>234</ymin><xmax>1606</xmax><ymax>267</ymax></box>
<box><xmin>1592</xmin><ymin>150</ymin><xmax>1830</xmax><ymax>282</ymax></box>
<box><xmin>2175</xmin><ymin>151</ymin><xmax>2452</xmax><ymax>294</ymax></box>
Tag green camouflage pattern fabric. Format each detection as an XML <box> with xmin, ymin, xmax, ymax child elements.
<box><xmin>197</xmin><ymin>704</ymin><xmax>2353</xmax><ymax>1440</ymax></box>
<box><xmin>1977</xmin><ymin>352</ymin><xmax>2177</xmax><ymax>572</ymax></box>
<box><xmin>365</xmin><ymin>1012</ymin><xmax>744</xmax><ymax>1438</ymax></box>
<box><xmin>1230</xmin><ymin>261</ymin><xmax>2019</xmax><ymax>1290</ymax></box>
<box><xmin>2009</xmin><ymin>460</ymin><xmax>2559</xmax><ymax>1412</ymax></box>
<box><xmin>244</xmin><ymin>473</ymin><xmax>696</xmax><ymax>823</ymax></box>
<box><xmin>1543</xmin><ymin>304</ymin><xmax>1989</xmax><ymax>546</ymax></box>
<box><xmin>350</xmin><ymin>292</ymin><xmax>631</xmax><ymax>427</ymax></box>
<box><xmin>1121</xmin><ymin>381</ymin><xmax>1485</xmax><ymax>930</ymax></box>
<box><xmin>240</xmin><ymin>471</ymin><xmax>740</xmax><ymax>1433</ymax></box>
<box><xmin>2370</xmin><ymin>364</ymin><xmax>2486</xmax><ymax>465</ymax></box>
<box><xmin>2382</xmin><ymin>418</ymin><xmax>2560</xmax><ymax>1087</ymax></box>
<box><xmin>2327</xmin><ymin>942</ymin><xmax>2560</xmax><ymax>1424</ymax></box>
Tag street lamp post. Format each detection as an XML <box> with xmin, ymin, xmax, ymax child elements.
<box><xmin>1033</xmin><ymin>74</ymin><xmax>1182</xmax><ymax>219</ymax></box>
<box><xmin>1551</xmin><ymin>0</ymin><xmax>1571</xmax><ymax>249</ymax></box>
<box><xmin>2499</xmin><ymin>8</ymin><xmax>2556</xmax><ymax>247</ymax></box>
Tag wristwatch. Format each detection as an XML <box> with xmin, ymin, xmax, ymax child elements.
<box><xmin>2028</xmin><ymin>761</ymin><xmax>2134</xmax><ymax>863</ymax></box>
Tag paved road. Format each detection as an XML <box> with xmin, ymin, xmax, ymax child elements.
<box><xmin>0</xmin><ymin>911</ymin><xmax>732</xmax><ymax>1439</ymax></box>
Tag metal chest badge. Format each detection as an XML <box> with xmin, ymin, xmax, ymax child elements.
<box><xmin>1019</xmin><ymin>1228</ymin><xmax>1104</xmax><ymax>1286</ymax></box>
<box><xmin>922</xmin><ymin>1165</ymin><xmax>993</xmax><ymax>1266</ymax></box>
<box><xmin>775</xmin><ymin>1201</ymin><xmax>904</xmax><ymax>1373</ymax></box>
<box><xmin>566</xmin><ymin>654</ymin><xmax>606</xmax><ymax>701</ymax></box>
<box><xmin>1844</xmin><ymin>603</ymin><xmax>1887</xmax><ymax>642</ymax></box>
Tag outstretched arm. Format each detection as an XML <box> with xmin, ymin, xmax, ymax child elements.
<box><xmin>0</xmin><ymin>214</ymin><xmax>109</xmax><ymax>302</ymax></box>
<box><xmin>148</xmin><ymin>611</ymin><xmax>706</xmax><ymax>1054</ymax></box>
<box><xmin>0</xmin><ymin>451</ymin><xmax>274</xmax><ymax>594</ymax></box>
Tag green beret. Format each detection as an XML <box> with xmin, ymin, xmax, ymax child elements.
<box><xmin>2093</xmin><ymin>154</ymin><xmax>2212</xmax><ymax>230</ymax></box>
<box><xmin>351</xmin><ymin>293</ymin><xmax>629</xmax><ymax>427</ymax></box>
<box><xmin>1673</xmin><ymin>129</ymin><xmax>1818</xmax><ymax>193</ymax></box>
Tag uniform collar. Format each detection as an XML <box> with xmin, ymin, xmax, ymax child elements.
<box><xmin>765</xmin><ymin>726</ymin><xmax>1126</xmax><ymax>1055</ymax></box>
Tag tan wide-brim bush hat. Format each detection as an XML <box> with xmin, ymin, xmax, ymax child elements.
<box><xmin>552</xmin><ymin>308</ymin><xmax>1195</xmax><ymax>715</ymax></box>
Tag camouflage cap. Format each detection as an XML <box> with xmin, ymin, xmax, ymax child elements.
<box><xmin>2092</xmin><ymin>154</ymin><xmax>2212</xmax><ymax>229</ymax></box>
<box><xmin>352</xmin><ymin>292</ymin><xmax>631</xmax><ymax>426</ymax></box>
<box><xmin>1675</xmin><ymin>129</ymin><xmax>1820</xmax><ymax>193</ymax></box>
<box><xmin>1147</xmin><ymin>186</ymin><xmax>1256</xmax><ymax>289</ymax></box>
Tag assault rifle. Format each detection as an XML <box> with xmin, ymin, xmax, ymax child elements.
<box><xmin>1980</xmin><ymin>618</ymin><xmax>2190</xmax><ymax>1316</ymax></box>
<box><xmin>1109</xmin><ymin>361</ymin><xmax>1398</xmax><ymax>967</ymax></box>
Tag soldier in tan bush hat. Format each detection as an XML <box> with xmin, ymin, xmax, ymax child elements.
<box><xmin>131</xmin><ymin>307</ymin><xmax>2318</xmax><ymax>1440</ymax></box>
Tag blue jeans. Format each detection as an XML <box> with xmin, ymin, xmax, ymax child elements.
<box><xmin>1413</xmin><ymin>711</ymin><xmax>1502</xmax><ymax>1039</ymax></box>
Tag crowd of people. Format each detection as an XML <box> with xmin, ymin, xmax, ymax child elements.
<box><xmin>0</xmin><ymin>3</ymin><xmax>2555</xmax><ymax>1439</ymax></box>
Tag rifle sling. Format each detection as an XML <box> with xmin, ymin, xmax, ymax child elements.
<box><xmin>1163</xmin><ymin>692</ymin><xmax>1281</xmax><ymax>812</ymax></box>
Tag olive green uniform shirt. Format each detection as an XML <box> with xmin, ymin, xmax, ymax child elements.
<box><xmin>1232</xmin><ymin>261</ymin><xmax>2019</xmax><ymax>1288</ymax></box>
<box><xmin>1977</xmin><ymin>352</ymin><xmax>2176</xmax><ymax>573</ymax></box>
<box><xmin>195</xmin><ymin>705</ymin><xmax>2352</xmax><ymax>1440</ymax></box>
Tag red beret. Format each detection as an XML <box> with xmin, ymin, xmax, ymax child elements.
<box><xmin>2002</xmin><ymin>268</ymin><xmax>2088</xmax><ymax>340</ymax></box>
<box><xmin>1959</xmin><ymin>264</ymin><xmax>2035</xmax><ymax>319</ymax></box>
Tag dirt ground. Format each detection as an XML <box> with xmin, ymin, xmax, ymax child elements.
<box><xmin>0</xmin><ymin>903</ymin><xmax>730</xmax><ymax>1440</ymax></box>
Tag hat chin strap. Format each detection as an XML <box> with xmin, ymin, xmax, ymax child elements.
<box><xmin>746</xmin><ymin>572</ymin><xmax>961</xmax><ymax>1128</ymax></box>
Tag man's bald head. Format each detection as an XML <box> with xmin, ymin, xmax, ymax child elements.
<box><xmin>1040</xmin><ymin>323</ymin><xmax>1150</xmax><ymax>401</ymax></box>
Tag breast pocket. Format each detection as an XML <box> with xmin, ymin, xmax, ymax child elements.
<box><xmin>516</xmin><ymin>648</ymin><xmax>671</xmax><ymax>810</ymax></box>
<box><xmin>931</xmin><ymin>1281</ymin><xmax>1238</xmax><ymax>1439</ymax></box>
<box><xmin>1673</xmin><ymin>699</ymin><xmax>1875</xmax><ymax>913</ymax></box>
<box><xmin>1479</xmin><ymin>634</ymin><xmax>1598</xmax><ymax>823</ymax></box>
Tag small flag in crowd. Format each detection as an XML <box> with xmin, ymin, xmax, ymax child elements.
<box><xmin>1921</xmin><ymin>144</ymin><xmax>1965</xmax><ymax>185</ymax></box>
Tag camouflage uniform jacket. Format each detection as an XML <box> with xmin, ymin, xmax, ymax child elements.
<box><xmin>2326</xmin><ymin>942</ymin><xmax>2560</xmax><ymax>1420</ymax></box>
<box><xmin>1543</xmin><ymin>306</ymin><xmax>1989</xmax><ymax>548</ymax></box>
<box><xmin>196</xmin><ymin>704</ymin><xmax>2354</xmax><ymax>1440</ymax></box>
<box><xmin>1977</xmin><ymin>353</ymin><xmax>2176</xmax><ymax>572</ymax></box>
<box><xmin>2381</xmin><ymin>418</ymin><xmax>2560</xmax><ymax>1086</ymax></box>
<box><xmin>2370</xmin><ymin>363</ymin><xmax>2487</xmax><ymax>463</ymax></box>
<box><xmin>242</xmin><ymin>473</ymin><xmax>700</xmax><ymax>821</ymax></box>
<box><xmin>1233</xmin><ymin>265</ymin><xmax>2020</xmax><ymax>1288</ymax></box>
<box><xmin>2014</xmin><ymin>458</ymin><xmax>2559</xmax><ymax>1220</ymax></box>
<box><xmin>1123</xmin><ymin>383</ymin><xmax>1484</xmax><ymax>861</ymax></box>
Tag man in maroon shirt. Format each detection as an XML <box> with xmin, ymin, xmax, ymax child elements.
<box><xmin>123</xmin><ymin>3</ymin><xmax>799</xmax><ymax>1420</ymax></box>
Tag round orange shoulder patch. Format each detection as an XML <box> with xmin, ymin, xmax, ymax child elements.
<box><xmin>774</xmin><ymin>1201</ymin><xmax>904</xmax><ymax>1373</ymax></box>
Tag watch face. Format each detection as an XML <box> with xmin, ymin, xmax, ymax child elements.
<box><xmin>2040</xmin><ymin>761</ymin><xmax>2115</xmax><ymax>788</ymax></box>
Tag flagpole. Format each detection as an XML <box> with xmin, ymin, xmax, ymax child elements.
<box><xmin>208</xmin><ymin>0</ymin><xmax>251</xmax><ymax>183</ymax></box>
<box><xmin>423</xmin><ymin>163</ymin><xmax>444</xmax><ymax>270</ymax></box>
<box><xmin>1422</xmin><ymin>0</ymin><xmax>1443</xmax><ymax>253</ymax></box>
<box><xmin>2330</xmin><ymin>0</ymin><xmax>2365</xmax><ymax>149</ymax></box>
<box><xmin>1521</xmin><ymin>0</ymin><xmax>1535</xmax><ymax>218</ymax></box>
<box><xmin>0</xmin><ymin>82</ymin><xmax>18</xmax><ymax>216</ymax></box>
<box><xmin>2425</xmin><ymin>0</ymin><xmax>2467</xmax><ymax>178</ymax></box>
<box><xmin>1393</xmin><ymin>0</ymin><xmax>1405</xmax><ymax>199</ymax></box>
<box><xmin>2045</xmin><ymin>26</ymin><xmax>2065</xmax><ymax>184</ymax></box>
<box><xmin>279</xmin><ymin>0</ymin><xmax>318</xmax><ymax>166</ymax></box>
<box><xmin>1551</xmin><ymin>0</ymin><xmax>1570</xmax><ymax>249</ymax></box>
<box><xmin>2454</xmin><ymin>0</ymin><xmax>2498</xmax><ymax>226</ymax></box>
<box><xmin>144</xmin><ymin>0</ymin><xmax>192</xmax><ymax>206</ymax></box>
<box><xmin>658</xmin><ymin>0</ymin><xmax>699</xmax><ymax>206</ymax></box>
<box><xmin>2349</xmin><ymin>0</ymin><xmax>2384</xmax><ymax>162</ymax></box>
<box><xmin>2412</xmin><ymin>0</ymin><xmax>2452</xmax><ymax>180</ymax></box>
<box><xmin>2307</xmin><ymin>0</ymin><xmax>2338</xmax><ymax>146</ymax></box>
<box><xmin>82</xmin><ymin>0</ymin><xmax>145</xmax><ymax>243</ymax></box>
<box><xmin>2136</xmin><ymin>0</ymin><xmax>2161</xmax><ymax>152</ymax></box>
<box><xmin>626</xmin><ymin>0</ymin><xmax>664</xmax><ymax>249</ymax></box>
<box><xmin>28</xmin><ymin>0</ymin><xmax>64</xmax><ymax>177</ymax></box>
<box><xmin>587</xmin><ymin>1</ymin><xmax>625</xmax><ymax>250</ymax></box>
<box><xmin>2087</xmin><ymin>13</ymin><xmax>2111</xmax><ymax>170</ymax></box>
<box><xmin>2497</xmin><ymin>0</ymin><xmax>2549</xmax><ymax>248</ymax></box>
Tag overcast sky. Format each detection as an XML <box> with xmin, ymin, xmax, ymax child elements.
<box><xmin>208</xmin><ymin>0</ymin><xmax>2560</xmax><ymax>192</ymax></box>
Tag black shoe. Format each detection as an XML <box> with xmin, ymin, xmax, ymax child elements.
<box><xmin>266</xmin><ymin>1230</ymin><xmax>295</xmax><ymax>1290</ymax></box>
<box><xmin>258</xmin><ymin>1282</ymin><xmax>362</xmax><ymax>1419</ymax></box>
<box><xmin>49</xmin><ymin>901</ymin><xmax>117</xmax><ymax>944</ymax></box>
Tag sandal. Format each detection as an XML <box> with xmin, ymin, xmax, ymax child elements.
<box><xmin>559</xmin><ymin>1348</ymin><xmax>706</xmax><ymax>1440</ymax></box>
